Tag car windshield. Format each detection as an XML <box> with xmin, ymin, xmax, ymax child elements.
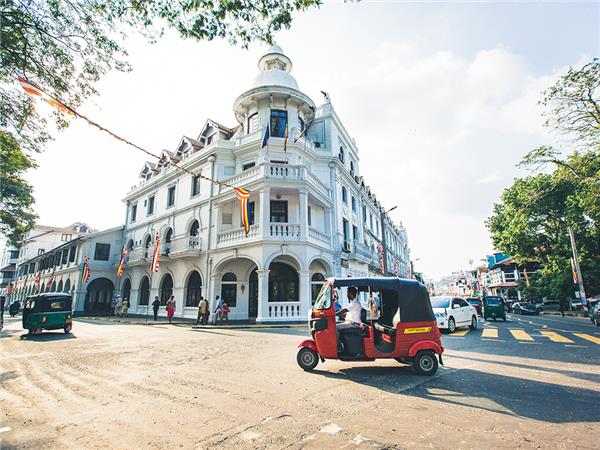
<box><xmin>313</xmin><ymin>284</ymin><xmax>331</xmax><ymax>310</ymax></box>
<box><xmin>485</xmin><ymin>297</ymin><xmax>502</xmax><ymax>306</ymax></box>
<box><xmin>467</xmin><ymin>299</ymin><xmax>481</xmax><ymax>305</ymax></box>
<box><xmin>430</xmin><ymin>297</ymin><xmax>451</xmax><ymax>308</ymax></box>
<box><xmin>521</xmin><ymin>303</ymin><xmax>536</xmax><ymax>310</ymax></box>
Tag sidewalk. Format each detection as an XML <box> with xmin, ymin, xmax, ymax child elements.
<box><xmin>76</xmin><ymin>314</ymin><xmax>306</xmax><ymax>329</ymax></box>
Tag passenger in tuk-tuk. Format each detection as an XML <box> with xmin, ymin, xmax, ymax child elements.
<box><xmin>336</xmin><ymin>287</ymin><xmax>365</xmax><ymax>332</ymax></box>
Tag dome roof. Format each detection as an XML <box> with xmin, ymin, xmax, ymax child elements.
<box><xmin>251</xmin><ymin>69</ymin><xmax>298</xmax><ymax>90</ymax></box>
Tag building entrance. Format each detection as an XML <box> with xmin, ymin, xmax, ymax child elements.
<box><xmin>249</xmin><ymin>269</ymin><xmax>258</xmax><ymax>318</ymax></box>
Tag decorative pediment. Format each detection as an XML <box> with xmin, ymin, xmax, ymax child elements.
<box><xmin>139</xmin><ymin>161</ymin><xmax>158</xmax><ymax>179</ymax></box>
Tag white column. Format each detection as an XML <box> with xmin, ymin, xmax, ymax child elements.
<box><xmin>299</xmin><ymin>190</ymin><xmax>308</xmax><ymax>239</ymax></box>
<box><xmin>209</xmin><ymin>274</ymin><xmax>219</xmax><ymax>314</ymax></box>
<box><xmin>260</xmin><ymin>188</ymin><xmax>270</xmax><ymax>239</ymax></box>
<box><xmin>256</xmin><ymin>269</ymin><xmax>270</xmax><ymax>322</ymax></box>
<box><xmin>299</xmin><ymin>270</ymin><xmax>310</xmax><ymax>318</ymax></box>
<box><xmin>173</xmin><ymin>287</ymin><xmax>185</xmax><ymax>318</ymax></box>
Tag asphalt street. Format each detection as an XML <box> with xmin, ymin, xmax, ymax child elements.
<box><xmin>1</xmin><ymin>313</ymin><xmax>599</xmax><ymax>449</ymax></box>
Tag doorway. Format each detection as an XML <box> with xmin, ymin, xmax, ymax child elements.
<box><xmin>249</xmin><ymin>269</ymin><xmax>258</xmax><ymax>318</ymax></box>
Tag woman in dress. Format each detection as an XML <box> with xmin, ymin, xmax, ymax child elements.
<box><xmin>166</xmin><ymin>295</ymin><xmax>175</xmax><ymax>324</ymax></box>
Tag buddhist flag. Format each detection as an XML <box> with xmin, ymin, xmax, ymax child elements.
<box><xmin>570</xmin><ymin>258</ymin><xmax>578</xmax><ymax>284</ymax></box>
<box><xmin>34</xmin><ymin>272</ymin><xmax>41</xmax><ymax>293</ymax></box>
<box><xmin>81</xmin><ymin>256</ymin><xmax>90</xmax><ymax>284</ymax></box>
<box><xmin>151</xmin><ymin>233</ymin><xmax>160</xmax><ymax>273</ymax></box>
<box><xmin>393</xmin><ymin>259</ymin><xmax>399</xmax><ymax>276</ymax></box>
<box><xmin>18</xmin><ymin>78</ymin><xmax>75</xmax><ymax>116</ymax></box>
<box><xmin>261</xmin><ymin>125</ymin><xmax>270</xmax><ymax>148</ymax></box>
<box><xmin>235</xmin><ymin>187</ymin><xmax>251</xmax><ymax>236</ymax></box>
<box><xmin>377</xmin><ymin>243</ymin><xmax>384</xmax><ymax>272</ymax></box>
<box><xmin>283</xmin><ymin>125</ymin><xmax>289</xmax><ymax>152</ymax></box>
<box><xmin>523</xmin><ymin>267</ymin><xmax>530</xmax><ymax>287</ymax></box>
<box><xmin>46</xmin><ymin>268</ymin><xmax>55</xmax><ymax>289</ymax></box>
<box><xmin>117</xmin><ymin>244</ymin><xmax>127</xmax><ymax>277</ymax></box>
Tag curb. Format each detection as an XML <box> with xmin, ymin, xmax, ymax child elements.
<box><xmin>75</xmin><ymin>316</ymin><xmax>306</xmax><ymax>330</ymax></box>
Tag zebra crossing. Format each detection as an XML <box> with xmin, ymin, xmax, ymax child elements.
<box><xmin>446</xmin><ymin>324</ymin><xmax>600</xmax><ymax>346</ymax></box>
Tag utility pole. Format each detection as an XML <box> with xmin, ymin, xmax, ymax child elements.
<box><xmin>568</xmin><ymin>227</ymin><xmax>587</xmax><ymax>308</ymax></box>
<box><xmin>380</xmin><ymin>206</ymin><xmax>397</xmax><ymax>276</ymax></box>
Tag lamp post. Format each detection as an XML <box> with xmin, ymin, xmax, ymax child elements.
<box><xmin>380</xmin><ymin>206</ymin><xmax>397</xmax><ymax>276</ymax></box>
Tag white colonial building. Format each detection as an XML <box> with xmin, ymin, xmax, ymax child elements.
<box><xmin>119</xmin><ymin>46</ymin><xmax>410</xmax><ymax>322</ymax></box>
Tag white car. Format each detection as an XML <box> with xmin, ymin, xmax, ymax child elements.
<box><xmin>430</xmin><ymin>296</ymin><xmax>478</xmax><ymax>333</ymax></box>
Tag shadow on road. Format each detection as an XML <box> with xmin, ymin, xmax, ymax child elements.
<box><xmin>19</xmin><ymin>332</ymin><xmax>77</xmax><ymax>342</ymax></box>
<box><xmin>313</xmin><ymin>364</ymin><xmax>600</xmax><ymax>424</ymax></box>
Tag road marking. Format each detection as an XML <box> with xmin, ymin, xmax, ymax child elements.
<box><xmin>482</xmin><ymin>328</ymin><xmax>498</xmax><ymax>338</ymax></box>
<box><xmin>574</xmin><ymin>333</ymin><xmax>600</xmax><ymax>345</ymax></box>
<box><xmin>541</xmin><ymin>331</ymin><xmax>573</xmax><ymax>343</ymax></box>
<box><xmin>450</xmin><ymin>329</ymin><xmax>470</xmax><ymax>337</ymax></box>
<box><xmin>509</xmin><ymin>329</ymin><xmax>534</xmax><ymax>341</ymax></box>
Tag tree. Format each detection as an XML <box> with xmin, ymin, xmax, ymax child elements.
<box><xmin>0</xmin><ymin>131</ymin><xmax>37</xmax><ymax>244</ymax></box>
<box><xmin>0</xmin><ymin>0</ymin><xmax>320</xmax><ymax>243</ymax></box>
<box><xmin>487</xmin><ymin>151</ymin><xmax>600</xmax><ymax>299</ymax></box>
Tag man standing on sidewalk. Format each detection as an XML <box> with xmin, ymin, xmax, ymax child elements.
<box><xmin>213</xmin><ymin>295</ymin><xmax>223</xmax><ymax>325</ymax></box>
<box><xmin>152</xmin><ymin>296</ymin><xmax>160</xmax><ymax>321</ymax></box>
<box><xmin>196</xmin><ymin>297</ymin><xmax>208</xmax><ymax>325</ymax></box>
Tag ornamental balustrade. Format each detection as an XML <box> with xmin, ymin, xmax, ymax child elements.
<box><xmin>268</xmin><ymin>302</ymin><xmax>301</xmax><ymax>320</ymax></box>
<box><xmin>169</xmin><ymin>235</ymin><xmax>202</xmax><ymax>257</ymax></box>
<box><xmin>217</xmin><ymin>225</ymin><xmax>260</xmax><ymax>246</ymax></box>
<box><xmin>269</xmin><ymin>223</ymin><xmax>300</xmax><ymax>239</ymax></box>
<box><xmin>308</xmin><ymin>226</ymin><xmax>329</xmax><ymax>245</ymax></box>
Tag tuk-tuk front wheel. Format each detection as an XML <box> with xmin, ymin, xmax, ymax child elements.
<box><xmin>297</xmin><ymin>347</ymin><xmax>319</xmax><ymax>371</ymax></box>
<box><xmin>413</xmin><ymin>351</ymin><xmax>439</xmax><ymax>376</ymax></box>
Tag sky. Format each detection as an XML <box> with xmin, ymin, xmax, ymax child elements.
<box><xmin>17</xmin><ymin>1</ymin><xmax>600</xmax><ymax>279</ymax></box>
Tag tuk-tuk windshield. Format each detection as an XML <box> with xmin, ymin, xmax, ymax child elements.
<box><xmin>314</xmin><ymin>284</ymin><xmax>331</xmax><ymax>310</ymax></box>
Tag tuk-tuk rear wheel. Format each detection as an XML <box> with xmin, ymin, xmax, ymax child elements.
<box><xmin>297</xmin><ymin>347</ymin><xmax>319</xmax><ymax>371</ymax></box>
<box><xmin>413</xmin><ymin>351</ymin><xmax>439</xmax><ymax>376</ymax></box>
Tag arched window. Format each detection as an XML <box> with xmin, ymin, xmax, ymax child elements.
<box><xmin>341</xmin><ymin>186</ymin><xmax>348</xmax><ymax>203</ymax></box>
<box><xmin>269</xmin><ymin>262</ymin><xmax>298</xmax><ymax>302</ymax></box>
<box><xmin>311</xmin><ymin>273</ymin><xmax>326</xmax><ymax>304</ymax></box>
<box><xmin>247</xmin><ymin>112</ymin><xmax>258</xmax><ymax>134</ymax></box>
<box><xmin>139</xmin><ymin>276</ymin><xmax>150</xmax><ymax>305</ymax></box>
<box><xmin>160</xmin><ymin>273</ymin><xmax>173</xmax><ymax>305</ymax></box>
<box><xmin>338</xmin><ymin>146</ymin><xmax>345</xmax><ymax>163</ymax></box>
<box><xmin>189</xmin><ymin>220</ymin><xmax>200</xmax><ymax>237</ymax></box>
<box><xmin>57</xmin><ymin>280</ymin><xmax>63</xmax><ymax>293</ymax></box>
<box><xmin>165</xmin><ymin>228</ymin><xmax>173</xmax><ymax>243</ymax></box>
<box><xmin>127</xmin><ymin>239</ymin><xmax>134</xmax><ymax>251</ymax></box>
<box><xmin>185</xmin><ymin>271</ymin><xmax>203</xmax><ymax>307</ymax></box>
<box><xmin>64</xmin><ymin>279</ymin><xmax>71</xmax><ymax>293</ymax></box>
<box><xmin>221</xmin><ymin>272</ymin><xmax>237</xmax><ymax>307</ymax></box>
<box><xmin>350</xmin><ymin>160</ymin><xmax>354</xmax><ymax>175</ymax></box>
<box><xmin>122</xmin><ymin>278</ymin><xmax>131</xmax><ymax>302</ymax></box>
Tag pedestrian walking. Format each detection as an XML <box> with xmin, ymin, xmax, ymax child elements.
<box><xmin>196</xmin><ymin>296</ymin><xmax>208</xmax><ymax>325</ymax></box>
<box><xmin>166</xmin><ymin>295</ymin><xmax>175</xmax><ymax>324</ymax></box>
<box><xmin>221</xmin><ymin>302</ymin><xmax>230</xmax><ymax>321</ymax></box>
<box><xmin>121</xmin><ymin>299</ymin><xmax>129</xmax><ymax>317</ymax></box>
<box><xmin>112</xmin><ymin>296</ymin><xmax>118</xmax><ymax>316</ymax></box>
<box><xmin>115</xmin><ymin>295</ymin><xmax>123</xmax><ymax>317</ymax></box>
<box><xmin>213</xmin><ymin>295</ymin><xmax>223</xmax><ymax>324</ymax></box>
<box><xmin>0</xmin><ymin>295</ymin><xmax>5</xmax><ymax>324</ymax></box>
<box><xmin>559</xmin><ymin>298</ymin><xmax>566</xmax><ymax>317</ymax></box>
<box><xmin>152</xmin><ymin>296</ymin><xmax>160</xmax><ymax>321</ymax></box>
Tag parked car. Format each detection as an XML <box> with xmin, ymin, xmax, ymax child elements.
<box><xmin>431</xmin><ymin>296</ymin><xmax>478</xmax><ymax>333</ymax></box>
<box><xmin>512</xmin><ymin>302</ymin><xmax>540</xmax><ymax>315</ymax></box>
<box><xmin>541</xmin><ymin>300</ymin><xmax>560</xmax><ymax>311</ymax></box>
<box><xmin>466</xmin><ymin>297</ymin><xmax>482</xmax><ymax>316</ymax></box>
<box><xmin>590</xmin><ymin>302</ymin><xmax>600</xmax><ymax>326</ymax></box>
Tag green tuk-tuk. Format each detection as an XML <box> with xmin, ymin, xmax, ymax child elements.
<box><xmin>483</xmin><ymin>296</ymin><xmax>506</xmax><ymax>321</ymax></box>
<box><xmin>23</xmin><ymin>293</ymin><xmax>73</xmax><ymax>335</ymax></box>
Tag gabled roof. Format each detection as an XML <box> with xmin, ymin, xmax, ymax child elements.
<box><xmin>197</xmin><ymin>119</ymin><xmax>237</xmax><ymax>141</ymax></box>
<box><xmin>139</xmin><ymin>161</ymin><xmax>159</xmax><ymax>178</ymax></box>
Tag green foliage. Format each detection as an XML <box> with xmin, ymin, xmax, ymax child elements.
<box><xmin>541</xmin><ymin>58</ymin><xmax>600</xmax><ymax>149</ymax></box>
<box><xmin>0</xmin><ymin>0</ymin><xmax>320</xmax><ymax>242</ymax></box>
<box><xmin>487</xmin><ymin>151</ymin><xmax>600</xmax><ymax>299</ymax></box>
<box><xmin>0</xmin><ymin>131</ymin><xmax>37</xmax><ymax>244</ymax></box>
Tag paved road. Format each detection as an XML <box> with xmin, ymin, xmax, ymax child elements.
<box><xmin>1</xmin><ymin>314</ymin><xmax>599</xmax><ymax>449</ymax></box>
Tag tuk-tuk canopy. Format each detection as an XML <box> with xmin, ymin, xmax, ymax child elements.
<box><xmin>328</xmin><ymin>277</ymin><xmax>434</xmax><ymax>323</ymax></box>
<box><xmin>25</xmin><ymin>293</ymin><xmax>73</xmax><ymax>312</ymax></box>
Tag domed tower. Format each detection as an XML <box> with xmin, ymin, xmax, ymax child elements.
<box><xmin>233</xmin><ymin>46</ymin><xmax>315</xmax><ymax>141</ymax></box>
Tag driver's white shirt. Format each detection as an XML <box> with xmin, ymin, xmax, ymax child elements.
<box><xmin>346</xmin><ymin>298</ymin><xmax>363</xmax><ymax>324</ymax></box>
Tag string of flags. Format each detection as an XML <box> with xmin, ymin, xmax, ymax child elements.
<box><xmin>117</xmin><ymin>244</ymin><xmax>127</xmax><ymax>277</ymax></box>
<box><xmin>377</xmin><ymin>242</ymin><xmax>384</xmax><ymax>273</ymax></box>
<box><xmin>18</xmin><ymin>77</ymin><xmax>255</xmax><ymax>248</ymax></box>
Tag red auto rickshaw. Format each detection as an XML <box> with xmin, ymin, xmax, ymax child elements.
<box><xmin>297</xmin><ymin>277</ymin><xmax>443</xmax><ymax>375</ymax></box>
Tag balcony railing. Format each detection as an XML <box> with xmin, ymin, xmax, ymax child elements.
<box><xmin>169</xmin><ymin>235</ymin><xmax>201</xmax><ymax>257</ymax></box>
<box><xmin>269</xmin><ymin>223</ymin><xmax>300</xmax><ymax>239</ymax></box>
<box><xmin>127</xmin><ymin>248</ymin><xmax>148</xmax><ymax>264</ymax></box>
<box><xmin>217</xmin><ymin>225</ymin><xmax>260</xmax><ymax>246</ymax></box>
<box><xmin>308</xmin><ymin>226</ymin><xmax>329</xmax><ymax>245</ymax></box>
<box><xmin>268</xmin><ymin>302</ymin><xmax>301</xmax><ymax>320</ymax></box>
<box><xmin>352</xmin><ymin>240</ymin><xmax>372</xmax><ymax>260</ymax></box>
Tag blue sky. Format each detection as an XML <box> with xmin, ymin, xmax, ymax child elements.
<box><xmin>20</xmin><ymin>1</ymin><xmax>599</xmax><ymax>278</ymax></box>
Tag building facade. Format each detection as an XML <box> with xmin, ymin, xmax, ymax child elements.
<box><xmin>120</xmin><ymin>46</ymin><xmax>411</xmax><ymax>322</ymax></box>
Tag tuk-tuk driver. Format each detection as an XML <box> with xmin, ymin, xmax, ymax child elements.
<box><xmin>336</xmin><ymin>287</ymin><xmax>365</xmax><ymax>335</ymax></box>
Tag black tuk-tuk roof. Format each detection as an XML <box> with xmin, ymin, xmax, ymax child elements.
<box><xmin>26</xmin><ymin>293</ymin><xmax>73</xmax><ymax>300</ymax></box>
<box><xmin>328</xmin><ymin>277</ymin><xmax>434</xmax><ymax>323</ymax></box>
